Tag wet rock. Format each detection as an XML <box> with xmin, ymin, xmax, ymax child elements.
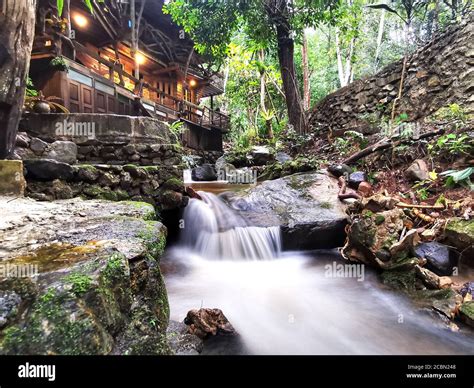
<box><xmin>460</xmin><ymin>301</ymin><xmax>474</xmax><ymax>328</ymax></box>
<box><xmin>191</xmin><ymin>164</ymin><xmax>217</xmax><ymax>181</ymax></box>
<box><xmin>227</xmin><ymin>172</ymin><xmax>348</xmax><ymax>250</ymax></box>
<box><xmin>348</xmin><ymin>171</ymin><xmax>367</xmax><ymax>189</ymax></box>
<box><xmin>406</xmin><ymin>159</ymin><xmax>429</xmax><ymax>182</ymax></box>
<box><xmin>44</xmin><ymin>141</ymin><xmax>78</xmax><ymax>164</ymax></box>
<box><xmin>167</xmin><ymin>320</ymin><xmax>203</xmax><ymax>355</ymax></box>
<box><xmin>159</xmin><ymin>190</ymin><xmax>185</xmax><ymax>210</ymax></box>
<box><xmin>413</xmin><ymin>242</ymin><xmax>458</xmax><ymax>276</ymax></box>
<box><xmin>184</xmin><ymin>308</ymin><xmax>237</xmax><ymax>339</ymax></box>
<box><xmin>185</xmin><ymin>186</ymin><xmax>202</xmax><ymax>200</ymax></box>
<box><xmin>24</xmin><ymin>159</ymin><xmax>74</xmax><ymax>181</ymax></box>
<box><xmin>247</xmin><ymin>146</ymin><xmax>274</xmax><ymax>166</ymax></box>
<box><xmin>415</xmin><ymin>265</ymin><xmax>452</xmax><ymax>289</ymax></box>
<box><xmin>328</xmin><ymin>164</ymin><xmax>352</xmax><ymax>178</ymax></box>
<box><xmin>431</xmin><ymin>290</ymin><xmax>462</xmax><ymax>319</ymax></box>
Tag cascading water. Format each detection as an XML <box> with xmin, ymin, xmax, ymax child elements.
<box><xmin>163</xmin><ymin>191</ymin><xmax>474</xmax><ymax>355</ymax></box>
<box><xmin>181</xmin><ymin>192</ymin><xmax>281</xmax><ymax>260</ymax></box>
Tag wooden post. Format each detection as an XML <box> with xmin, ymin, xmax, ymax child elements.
<box><xmin>130</xmin><ymin>0</ymin><xmax>139</xmax><ymax>79</ymax></box>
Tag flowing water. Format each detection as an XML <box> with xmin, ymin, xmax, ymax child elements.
<box><xmin>163</xmin><ymin>192</ymin><xmax>474</xmax><ymax>355</ymax></box>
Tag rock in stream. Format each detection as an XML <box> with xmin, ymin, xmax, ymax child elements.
<box><xmin>0</xmin><ymin>197</ymin><xmax>170</xmax><ymax>355</ymax></box>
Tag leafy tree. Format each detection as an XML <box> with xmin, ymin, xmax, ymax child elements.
<box><xmin>164</xmin><ymin>0</ymin><xmax>339</xmax><ymax>134</ymax></box>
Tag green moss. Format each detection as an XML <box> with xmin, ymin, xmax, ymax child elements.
<box><xmin>460</xmin><ymin>301</ymin><xmax>474</xmax><ymax>319</ymax></box>
<box><xmin>102</xmin><ymin>253</ymin><xmax>127</xmax><ymax>281</ymax></box>
<box><xmin>121</xmin><ymin>201</ymin><xmax>156</xmax><ymax>220</ymax></box>
<box><xmin>162</xmin><ymin>177</ymin><xmax>184</xmax><ymax>191</ymax></box>
<box><xmin>381</xmin><ymin>268</ymin><xmax>416</xmax><ymax>291</ymax></box>
<box><xmin>82</xmin><ymin>185</ymin><xmax>120</xmax><ymax>201</ymax></box>
<box><xmin>137</xmin><ymin>222</ymin><xmax>167</xmax><ymax>260</ymax></box>
<box><xmin>446</xmin><ymin>218</ymin><xmax>474</xmax><ymax>238</ymax></box>
<box><xmin>65</xmin><ymin>273</ymin><xmax>92</xmax><ymax>296</ymax></box>
<box><xmin>141</xmin><ymin>166</ymin><xmax>160</xmax><ymax>173</ymax></box>
<box><xmin>0</xmin><ymin>286</ymin><xmax>101</xmax><ymax>355</ymax></box>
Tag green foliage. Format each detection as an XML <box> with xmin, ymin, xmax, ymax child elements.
<box><xmin>50</xmin><ymin>56</ymin><xmax>69</xmax><ymax>72</ymax></box>
<box><xmin>166</xmin><ymin>120</ymin><xmax>185</xmax><ymax>146</ymax></box>
<box><xmin>56</xmin><ymin>0</ymin><xmax>102</xmax><ymax>16</ymax></box>
<box><xmin>26</xmin><ymin>77</ymin><xmax>38</xmax><ymax>97</ymax></box>
<box><xmin>428</xmin><ymin>133</ymin><xmax>473</xmax><ymax>159</ymax></box>
<box><xmin>440</xmin><ymin>167</ymin><xmax>474</xmax><ymax>190</ymax></box>
<box><xmin>432</xmin><ymin>103</ymin><xmax>468</xmax><ymax>122</ymax></box>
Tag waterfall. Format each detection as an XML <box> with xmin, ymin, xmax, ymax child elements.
<box><xmin>181</xmin><ymin>191</ymin><xmax>281</xmax><ymax>260</ymax></box>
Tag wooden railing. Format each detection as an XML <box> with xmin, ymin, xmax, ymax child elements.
<box><xmin>71</xmin><ymin>41</ymin><xmax>230</xmax><ymax>131</ymax></box>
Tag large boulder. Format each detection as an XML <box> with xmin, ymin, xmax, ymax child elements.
<box><xmin>226</xmin><ymin>172</ymin><xmax>348</xmax><ymax>250</ymax></box>
<box><xmin>24</xmin><ymin>159</ymin><xmax>74</xmax><ymax>181</ymax></box>
<box><xmin>0</xmin><ymin>198</ymin><xmax>170</xmax><ymax>355</ymax></box>
<box><xmin>191</xmin><ymin>163</ymin><xmax>217</xmax><ymax>181</ymax></box>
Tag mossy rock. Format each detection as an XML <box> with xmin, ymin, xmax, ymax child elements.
<box><xmin>381</xmin><ymin>268</ymin><xmax>416</xmax><ymax>291</ymax></box>
<box><xmin>444</xmin><ymin>218</ymin><xmax>474</xmax><ymax>250</ymax></box>
<box><xmin>161</xmin><ymin>177</ymin><xmax>184</xmax><ymax>192</ymax></box>
<box><xmin>0</xmin><ymin>200</ymin><xmax>170</xmax><ymax>355</ymax></box>
<box><xmin>121</xmin><ymin>201</ymin><xmax>156</xmax><ymax>221</ymax></box>
<box><xmin>460</xmin><ymin>301</ymin><xmax>474</xmax><ymax>328</ymax></box>
<box><xmin>0</xmin><ymin>249</ymin><xmax>130</xmax><ymax>355</ymax></box>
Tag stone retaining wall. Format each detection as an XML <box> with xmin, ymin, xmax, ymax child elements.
<box><xmin>17</xmin><ymin>113</ymin><xmax>182</xmax><ymax>165</ymax></box>
<box><xmin>309</xmin><ymin>16</ymin><xmax>474</xmax><ymax>135</ymax></box>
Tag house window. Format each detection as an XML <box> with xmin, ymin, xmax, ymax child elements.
<box><xmin>68</xmin><ymin>69</ymin><xmax>93</xmax><ymax>87</ymax></box>
<box><xmin>96</xmin><ymin>81</ymin><xmax>115</xmax><ymax>96</ymax></box>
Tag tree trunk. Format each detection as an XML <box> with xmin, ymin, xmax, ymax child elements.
<box><xmin>265</xmin><ymin>0</ymin><xmax>306</xmax><ymax>134</ymax></box>
<box><xmin>259</xmin><ymin>50</ymin><xmax>266</xmax><ymax>112</ymax></box>
<box><xmin>335</xmin><ymin>28</ymin><xmax>347</xmax><ymax>87</ymax></box>
<box><xmin>0</xmin><ymin>0</ymin><xmax>37</xmax><ymax>159</ymax></box>
<box><xmin>302</xmin><ymin>30</ymin><xmax>310</xmax><ymax>111</ymax></box>
<box><xmin>374</xmin><ymin>9</ymin><xmax>385</xmax><ymax>70</ymax></box>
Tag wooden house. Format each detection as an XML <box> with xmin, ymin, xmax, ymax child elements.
<box><xmin>29</xmin><ymin>0</ymin><xmax>229</xmax><ymax>151</ymax></box>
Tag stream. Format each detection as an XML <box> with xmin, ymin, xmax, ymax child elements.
<box><xmin>163</xmin><ymin>191</ymin><xmax>474</xmax><ymax>355</ymax></box>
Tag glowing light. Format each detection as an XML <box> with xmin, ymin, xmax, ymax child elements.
<box><xmin>189</xmin><ymin>79</ymin><xmax>197</xmax><ymax>87</ymax></box>
<box><xmin>135</xmin><ymin>52</ymin><xmax>146</xmax><ymax>65</ymax></box>
<box><xmin>45</xmin><ymin>40</ymin><xmax>52</xmax><ymax>47</ymax></box>
<box><xmin>73</xmin><ymin>13</ymin><xmax>88</xmax><ymax>28</ymax></box>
